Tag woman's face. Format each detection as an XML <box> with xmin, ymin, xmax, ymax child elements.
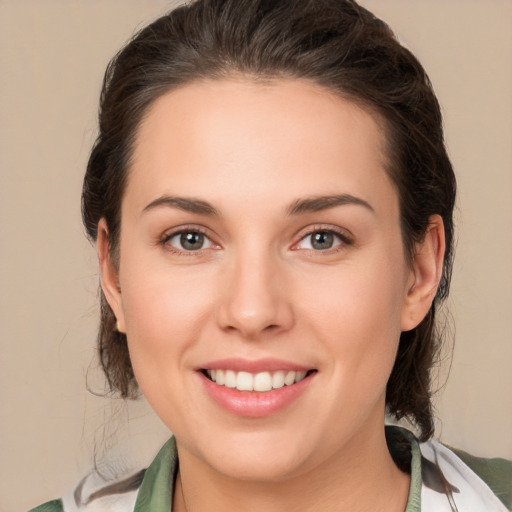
<box><xmin>102</xmin><ymin>79</ymin><xmax>427</xmax><ymax>481</ymax></box>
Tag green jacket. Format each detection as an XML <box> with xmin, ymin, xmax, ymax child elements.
<box><xmin>29</xmin><ymin>427</ymin><xmax>512</xmax><ymax>512</ymax></box>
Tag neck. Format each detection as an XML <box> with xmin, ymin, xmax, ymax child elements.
<box><xmin>173</xmin><ymin>425</ymin><xmax>410</xmax><ymax>512</ymax></box>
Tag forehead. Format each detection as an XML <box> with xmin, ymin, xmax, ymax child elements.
<box><xmin>127</xmin><ymin>78</ymin><xmax>396</xmax><ymax>216</ymax></box>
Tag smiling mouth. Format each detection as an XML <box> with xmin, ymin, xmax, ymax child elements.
<box><xmin>202</xmin><ymin>369</ymin><xmax>317</xmax><ymax>392</ymax></box>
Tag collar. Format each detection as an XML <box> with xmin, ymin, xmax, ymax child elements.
<box><xmin>132</xmin><ymin>428</ymin><xmax>507</xmax><ymax>512</ymax></box>
<box><xmin>134</xmin><ymin>437</ymin><xmax>177</xmax><ymax>512</ymax></box>
<box><xmin>132</xmin><ymin>432</ymin><xmax>424</xmax><ymax>512</ymax></box>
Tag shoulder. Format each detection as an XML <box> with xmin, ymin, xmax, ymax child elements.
<box><xmin>28</xmin><ymin>499</ymin><xmax>64</xmax><ymax>512</ymax></box>
<box><xmin>27</xmin><ymin>438</ymin><xmax>177</xmax><ymax>512</ymax></box>
<box><xmin>420</xmin><ymin>437</ymin><xmax>512</xmax><ymax>511</ymax></box>
<box><xmin>386</xmin><ymin>426</ymin><xmax>511</xmax><ymax>511</ymax></box>
<box><xmin>449</xmin><ymin>446</ymin><xmax>512</xmax><ymax>510</ymax></box>
<box><xmin>27</xmin><ymin>469</ymin><xmax>143</xmax><ymax>512</ymax></box>
<box><xmin>28</xmin><ymin>471</ymin><xmax>144</xmax><ymax>512</ymax></box>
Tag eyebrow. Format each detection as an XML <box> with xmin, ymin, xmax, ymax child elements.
<box><xmin>142</xmin><ymin>195</ymin><xmax>220</xmax><ymax>216</ymax></box>
<box><xmin>142</xmin><ymin>193</ymin><xmax>374</xmax><ymax>217</ymax></box>
<box><xmin>287</xmin><ymin>194</ymin><xmax>375</xmax><ymax>216</ymax></box>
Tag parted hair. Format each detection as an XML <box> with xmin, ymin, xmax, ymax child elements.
<box><xmin>82</xmin><ymin>0</ymin><xmax>456</xmax><ymax>441</ymax></box>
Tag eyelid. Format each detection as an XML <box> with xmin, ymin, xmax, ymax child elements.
<box><xmin>160</xmin><ymin>225</ymin><xmax>220</xmax><ymax>253</ymax></box>
<box><xmin>291</xmin><ymin>224</ymin><xmax>354</xmax><ymax>251</ymax></box>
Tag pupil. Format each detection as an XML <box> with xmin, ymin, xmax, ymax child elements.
<box><xmin>311</xmin><ymin>232</ymin><xmax>333</xmax><ymax>250</ymax></box>
<box><xmin>181</xmin><ymin>232</ymin><xmax>204</xmax><ymax>250</ymax></box>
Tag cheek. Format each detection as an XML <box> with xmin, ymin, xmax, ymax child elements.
<box><xmin>296</xmin><ymin>253</ymin><xmax>407</xmax><ymax>383</ymax></box>
<box><xmin>118</xmin><ymin>252</ymin><xmax>217</xmax><ymax>375</ymax></box>
<box><xmin>118</xmin><ymin>268</ymin><xmax>219</xmax><ymax>423</ymax></box>
<box><xmin>299</xmin><ymin>256</ymin><xmax>406</xmax><ymax>333</ymax></box>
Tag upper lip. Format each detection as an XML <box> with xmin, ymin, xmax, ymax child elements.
<box><xmin>197</xmin><ymin>358</ymin><xmax>314</xmax><ymax>373</ymax></box>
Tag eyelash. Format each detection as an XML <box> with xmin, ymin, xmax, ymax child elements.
<box><xmin>292</xmin><ymin>226</ymin><xmax>354</xmax><ymax>253</ymax></box>
<box><xmin>159</xmin><ymin>225</ymin><xmax>353</xmax><ymax>255</ymax></box>
<box><xmin>160</xmin><ymin>226</ymin><xmax>216</xmax><ymax>255</ymax></box>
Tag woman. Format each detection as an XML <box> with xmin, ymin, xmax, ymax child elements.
<box><xmin>30</xmin><ymin>0</ymin><xmax>511</xmax><ymax>510</ymax></box>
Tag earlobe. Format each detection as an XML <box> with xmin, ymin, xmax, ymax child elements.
<box><xmin>97</xmin><ymin>219</ymin><xmax>126</xmax><ymax>333</ymax></box>
<box><xmin>401</xmin><ymin>215</ymin><xmax>445</xmax><ymax>332</ymax></box>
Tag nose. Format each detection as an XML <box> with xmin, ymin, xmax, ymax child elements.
<box><xmin>216</xmin><ymin>251</ymin><xmax>294</xmax><ymax>340</ymax></box>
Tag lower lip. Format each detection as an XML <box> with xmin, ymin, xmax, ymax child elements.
<box><xmin>199</xmin><ymin>372</ymin><xmax>315</xmax><ymax>417</ymax></box>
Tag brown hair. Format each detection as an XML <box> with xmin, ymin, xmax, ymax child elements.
<box><xmin>82</xmin><ymin>0</ymin><xmax>456</xmax><ymax>441</ymax></box>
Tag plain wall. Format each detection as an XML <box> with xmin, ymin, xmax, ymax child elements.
<box><xmin>1</xmin><ymin>1</ymin><xmax>511</xmax><ymax>510</ymax></box>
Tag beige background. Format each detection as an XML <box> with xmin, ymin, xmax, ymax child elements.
<box><xmin>1</xmin><ymin>1</ymin><xmax>511</xmax><ymax>510</ymax></box>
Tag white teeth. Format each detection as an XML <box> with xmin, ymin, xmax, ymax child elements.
<box><xmin>284</xmin><ymin>371</ymin><xmax>296</xmax><ymax>386</ymax></box>
<box><xmin>253</xmin><ymin>372</ymin><xmax>272</xmax><ymax>392</ymax></box>
<box><xmin>272</xmin><ymin>371</ymin><xmax>285</xmax><ymax>389</ymax></box>
<box><xmin>216</xmin><ymin>369</ymin><xmax>225</xmax><ymax>385</ymax></box>
<box><xmin>225</xmin><ymin>370</ymin><xmax>236</xmax><ymax>388</ymax></box>
<box><xmin>295</xmin><ymin>370</ymin><xmax>307</xmax><ymax>382</ymax></box>
<box><xmin>236</xmin><ymin>371</ymin><xmax>253</xmax><ymax>391</ymax></box>
<box><xmin>206</xmin><ymin>369</ymin><xmax>310</xmax><ymax>392</ymax></box>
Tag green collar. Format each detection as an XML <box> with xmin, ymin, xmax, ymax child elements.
<box><xmin>134</xmin><ymin>432</ymin><xmax>423</xmax><ymax>511</ymax></box>
<box><xmin>134</xmin><ymin>437</ymin><xmax>177</xmax><ymax>512</ymax></box>
<box><xmin>404</xmin><ymin>429</ymin><xmax>422</xmax><ymax>512</ymax></box>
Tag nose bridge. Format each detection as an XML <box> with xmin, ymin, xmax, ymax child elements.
<box><xmin>217</xmin><ymin>244</ymin><xmax>292</xmax><ymax>338</ymax></box>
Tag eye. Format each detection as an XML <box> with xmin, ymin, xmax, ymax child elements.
<box><xmin>165</xmin><ymin>230</ymin><xmax>215</xmax><ymax>251</ymax></box>
<box><xmin>295</xmin><ymin>230</ymin><xmax>348</xmax><ymax>251</ymax></box>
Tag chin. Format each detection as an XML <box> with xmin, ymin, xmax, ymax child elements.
<box><xmin>214</xmin><ymin>451</ymin><xmax>310</xmax><ymax>483</ymax></box>
<box><xmin>182</xmin><ymin>426</ymin><xmax>322</xmax><ymax>483</ymax></box>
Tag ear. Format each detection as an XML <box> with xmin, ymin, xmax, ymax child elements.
<box><xmin>97</xmin><ymin>218</ymin><xmax>126</xmax><ymax>333</ymax></box>
<box><xmin>401</xmin><ymin>214</ymin><xmax>446</xmax><ymax>332</ymax></box>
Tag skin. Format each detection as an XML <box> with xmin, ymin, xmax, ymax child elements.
<box><xmin>99</xmin><ymin>79</ymin><xmax>445</xmax><ymax>511</ymax></box>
